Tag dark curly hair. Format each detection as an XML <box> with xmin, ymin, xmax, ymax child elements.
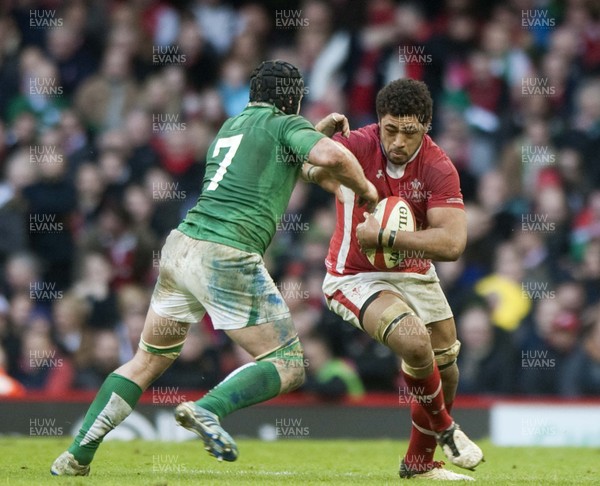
<box><xmin>375</xmin><ymin>78</ymin><xmax>433</xmax><ymax>124</ymax></box>
<box><xmin>249</xmin><ymin>60</ymin><xmax>304</xmax><ymax>114</ymax></box>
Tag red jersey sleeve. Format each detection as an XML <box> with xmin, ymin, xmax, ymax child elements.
<box><xmin>425</xmin><ymin>155</ymin><xmax>464</xmax><ymax>211</ymax></box>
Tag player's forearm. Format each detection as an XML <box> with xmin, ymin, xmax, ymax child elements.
<box><xmin>386</xmin><ymin>227</ymin><xmax>466</xmax><ymax>261</ymax></box>
<box><xmin>301</xmin><ymin>162</ymin><xmax>332</xmax><ymax>186</ymax></box>
<box><xmin>328</xmin><ymin>164</ymin><xmax>370</xmax><ymax>196</ymax></box>
<box><xmin>301</xmin><ymin>164</ymin><xmax>325</xmax><ymax>183</ymax></box>
<box><xmin>307</xmin><ymin>139</ymin><xmax>371</xmax><ymax>196</ymax></box>
<box><xmin>325</xmin><ymin>145</ymin><xmax>371</xmax><ymax>196</ymax></box>
<box><xmin>300</xmin><ymin>162</ymin><xmax>315</xmax><ymax>182</ymax></box>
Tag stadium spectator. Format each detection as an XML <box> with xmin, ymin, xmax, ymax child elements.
<box><xmin>500</xmin><ymin>117</ymin><xmax>559</xmax><ymax>199</ymax></box>
<box><xmin>0</xmin><ymin>154</ymin><xmax>33</xmax><ymax>264</ymax></box>
<box><xmin>71</xmin><ymin>252</ymin><xmax>119</xmax><ymax>330</ymax></box>
<box><xmin>7</xmin><ymin>49</ymin><xmax>67</xmax><ymax>129</ymax></box>
<box><xmin>6</xmin><ymin>291</ymin><xmax>35</xmax><ymax>341</ymax></box>
<box><xmin>97</xmin><ymin>147</ymin><xmax>130</xmax><ymax>202</ymax></box>
<box><xmin>74</xmin><ymin>46</ymin><xmax>138</xmax><ymax>133</ymax></box>
<box><xmin>342</xmin><ymin>0</ymin><xmax>401</xmax><ymax>126</ymax></box>
<box><xmin>464</xmin><ymin>49</ymin><xmax>508</xmax><ymax>126</ymax></box>
<box><xmin>518</xmin><ymin>296</ymin><xmax>581</xmax><ymax>395</ymax></box>
<box><xmin>73</xmin><ymin>162</ymin><xmax>106</xmax><ymax>233</ymax></box>
<box><xmin>0</xmin><ymin>345</ymin><xmax>25</xmax><ymax>397</ymax></box>
<box><xmin>279</xmin><ymin>271</ymin><xmax>321</xmax><ymax>338</ymax></box>
<box><xmin>15</xmin><ymin>326</ymin><xmax>74</xmax><ymax>395</ymax></box>
<box><xmin>139</xmin><ymin>0</ymin><xmax>181</xmax><ymax>48</ymax></box>
<box><xmin>51</xmin><ymin>291</ymin><xmax>89</xmax><ymax>358</ymax></box>
<box><xmin>556</xmin><ymin>147</ymin><xmax>589</xmax><ymax>214</ymax></box>
<box><xmin>566</xmin><ymin>78</ymin><xmax>600</xmax><ymax>185</ymax></box>
<box><xmin>218</xmin><ymin>57</ymin><xmax>251</xmax><ymax>118</ymax></box>
<box><xmin>475</xmin><ymin>241</ymin><xmax>531</xmax><ymax>332</ymax></box>
<box><xmin>143</xmin><ymin>167</ymin><xmax>189</xmax><ymax>237</ymax></box>
<box><xmin>176</xmin><ymin>17</ymin><xmax>220</xmax><ymax>92</ymax></box>
<box><xmin>123</xmin><ymin>184</ymin><xmax>157</xmax><ymax>235</ymax></box>
<box><xmin>532</xmin><ymin>182</ymin><xmax>571</xmax><ymax>262</ymax></box>
<box><xmin>560</xmin><ymin>309</ymin><xmax>600</xmax><ymax>397</ymax></box>
<box><xmin>114</xmin><ymin>284</ymin><xmax>150</xmax><ymax>363</ymax></box>
<box><xmin>481</xmin><ymin>20</ymin><xmax>533</xmax><ymax>94</ymax></box>
<box><xmin>192</xmin><ymin>0</ymin><xmax>240</xmax><ymax>55</ymax></box>
<box><xmin>123</xmin><ymin>108</ymin><xmax>159</xmax><ymax>184</ymax></box>
<box><xmin>302</xmin><ymin>329</ymin><xmax>365</xmax><ymax>400</ymax></box>
<box><xmin>571</xmin><ymin>190</ymin><xmax>600</xmax><ymax>262</ymax></box>
<box><xmin>73</xmin><ymin>329</ymin><xmax>122</xmax><ymax>390</ymax></box>
<box><xmin>105</xmin><ymin>14</ymin><xmax>150</xmax><ymax>82</ymax></box>
<box><xmin>58</xmin><ymin>109</ymin><xmax>94</xmax><ymax>179</ymax></box>
<box><xmin>22</xmin><ymin>147</ymin><xmax>77</xmax><ymax>290</ymax></box>
<box><xmin>45</xmin><ymin>25</ymin><xmax>97</xmax><ymax>98</ymax></box>
<box><xmin>514</xmin><ymin>231</ymin><xmax>553</xmax><ymax>289</ymax></box>
<box><xmin>0</xmin><ymin>296</ymin><xmax>19</xmax><ymax>380</ymax></box>
<box><xmin>5</xmin><ymin>111</ymin><xmax>37</xmax><ymax>155</ymax></box>
<box><xmin>424</xmin><ymin>10</ymin><xmax>478</xmax><ymax>118</ymax></box>
<box><xmin>80</xmin><ymin>200</ymin><xmax>156</xmax><ymax>288</ymax></box>
<box><xmin>575</xmin><ymin>239</ymin><xmax>600</xmax><ymax>305</ymax></box>
<box><xmin>456</xmin><ymin>303</ymin><xmax>516</xmax><ymax>394</ymax></box>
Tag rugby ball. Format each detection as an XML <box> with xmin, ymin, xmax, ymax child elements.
<box><xmin>364</xmin><ymin>196</ymin><xmax>416</xmax><ymax>269</ymax></box>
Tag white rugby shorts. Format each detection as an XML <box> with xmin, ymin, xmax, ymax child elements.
<box><xmin>151</xmin><ymin>230</ymin><xmax>290</xmax><ymax>330</ymax></box>
<box><xmin>322</xmin><ymin>265</ymin><xmax>453</xmax><ymax>329</ymax></box>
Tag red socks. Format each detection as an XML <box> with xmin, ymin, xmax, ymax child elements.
<box><xmin>405</xmin><ymin>400</ymin><xmax>437</xmax><ymax>466</ymax></box>
<box><xmin>402</xmin><ymin>362</ymin><xmax>452</xmax><ymax>432</ymax></box>
<box><xmin>405</xmin><ymin>400</ymin><xmax>454</xmax><ymax>467</ymax></box>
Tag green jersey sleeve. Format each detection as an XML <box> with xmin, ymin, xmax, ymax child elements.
<box><xmin>279</xmin><ymin>115</ymin><xmax>325</xmax><ymax>165</ymax></box>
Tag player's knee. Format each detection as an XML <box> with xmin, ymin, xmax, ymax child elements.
<box><xmin>434</xmin><ymin>340</ymin><xmax>461</xmax><ymax>372</ymax></box>
<box><xmin>373</xmin><ymin>301</ymin><xmax>418</xmax><ymax>345</ymax></box>
<box><xmin>402</xmin><ymin>334</ymin><xmax>432</xmax><ymax>365</ymax></box>
<box><xmin>374</xmin><ymin>302</ymin><xmax>432</xmax><ymax>361</ymax></box>
<box><xmin>267</xmin><ymin>357</ymin><xmax>305</xmax><ymax>393</ymax></box>
<box><xmin>281</xmin><ymin>363</ymin><xmax>306</xmax><ymax>392</ymax></box>
<box><xmin>136</xmin><ymin>338</ymin><xmax>183</xmax><ymax>380</ymax></box>
<box><xmin>257</xmin><ymin>336</ymin><xmax>306</xmax><ymax>393</ymax></box>
<box><xmin>440</xmin><ymin>363</ymin><xmax>459</xmax><ymax>398</ymax></box>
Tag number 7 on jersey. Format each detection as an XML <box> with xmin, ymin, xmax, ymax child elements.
<box><xmin>206</xmin><ymin>134</ymin><xmax>243</xmax><ymax>191</ymax></box>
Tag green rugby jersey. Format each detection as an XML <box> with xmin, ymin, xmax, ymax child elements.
<box><xmin>178</xmin><ymin>104</ymin><xmax>325</xmax><ymax>255</ymax></box>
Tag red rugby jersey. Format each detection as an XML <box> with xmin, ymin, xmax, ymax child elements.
<box><xmin>325</xmin><ymin>124</ymin><xmax>464</xmax><ymax>276</ymax></box>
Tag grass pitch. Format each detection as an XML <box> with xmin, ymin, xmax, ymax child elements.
<box><xmin>1</xmin><ymin>438</ymin><xmax>599</xmax><ymax>485</ymax></box>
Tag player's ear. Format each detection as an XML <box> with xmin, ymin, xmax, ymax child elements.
<box><xmin>424</xmin><ymin>118</ymin><xmax>432</xmax><ymax>133</ymax></box>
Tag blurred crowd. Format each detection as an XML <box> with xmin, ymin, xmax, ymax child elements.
<box><xmin>0</xmin><ymin>0</ymin><xmax>599</xmax><ymax>400</ymax></box>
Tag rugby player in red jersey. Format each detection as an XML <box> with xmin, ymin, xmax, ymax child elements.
<box><xmin>307</xmin><ymin>79</ymin><xmax>483</xmax><ymax>480</ymax></box>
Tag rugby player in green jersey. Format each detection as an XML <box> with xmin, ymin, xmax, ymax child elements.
<box><xmin>51</xmin><ymin>60</ymin><xmax>378</xmax><ymax>476</ymax></box>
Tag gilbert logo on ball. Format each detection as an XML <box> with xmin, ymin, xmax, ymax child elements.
<box><xmin>365</xmin><ymin>196</ymin><xmax>415</xmax><ymax>269</ymax></box>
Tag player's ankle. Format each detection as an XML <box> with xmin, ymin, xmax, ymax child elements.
<box><xmin>404</xmin><ymin>454</ymin><xmax>435</xmax><ymax>468</ymax></box>
<box><xmin>67</xmin><ymin>445</ymin><xmax>92</xmax><ymax>466</ymax></box>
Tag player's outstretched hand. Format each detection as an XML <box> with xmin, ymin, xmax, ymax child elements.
<box><xmin>356</xmin><ymin>211</ymin><xmax>381</xmax><ymax>252</ymax></box>
<box><xmin>315</xmin><ymin>112</ymin><xmax>350</xmax><ymax>138</ymax></box>
<box><xmin>356</xmin><ymin>181</ymin><xmax>378</xmax><ymax>212</ymax></box>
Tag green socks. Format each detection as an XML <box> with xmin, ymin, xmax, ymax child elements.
<box><xmin>196</xmin><ymin>361</ymin><xmax>281</xmax><ymax>419</ymax></box>
<box><xmin>67</xmin><ymin>362</ymin><xmax>281</xmax><ymax>465</ymax></box>
<box><xmin>68</xmin><ymin>373</ymin><xmax>142</xmax><ymax>465</ymax></box>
